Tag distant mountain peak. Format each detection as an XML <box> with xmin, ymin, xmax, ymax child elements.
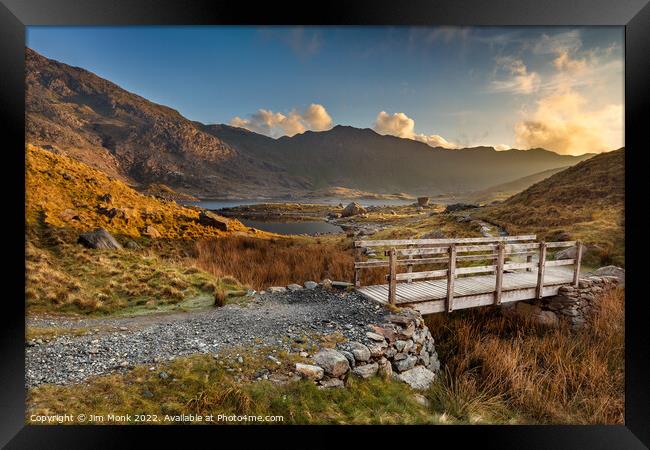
<box><xmin>26</xmin><ymin>47</ymin><xmax>595</xmax><ymax>198</ymax></box>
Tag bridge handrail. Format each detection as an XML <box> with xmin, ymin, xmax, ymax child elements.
<box><xmin>353</xmin><ymin>235</ymin><xmax>583</xmax><ymax>311</ymax></box>
<box><xmin>354</xmin><ymin>235</ymin><xmax>536</xmax><ymax>248</ymax></box>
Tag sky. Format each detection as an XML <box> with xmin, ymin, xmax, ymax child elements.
<box><xmin>27</xmin><ymin>26</ymin><xmax>624</xmax><ymax>155</ymax></box>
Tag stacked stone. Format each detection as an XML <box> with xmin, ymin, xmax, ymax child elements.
<box><xmin>544</xmin><ymin>275</ymin><xmax>619</xmax><ymax>329</ymax></box>
<box><xmin>502</xmin><ymin>275</ymin><xmax>620</xmax><ymax>330</ymax></box>
<box><xmin>294</xmin><ymin>308</ymin><xmax>440</xmax><ymax>390</ymax></box>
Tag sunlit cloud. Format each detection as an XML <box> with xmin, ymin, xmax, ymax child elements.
<box><xmin>490</xmin><ymin>57</ymin><xmax>540</xmax><ymax>94</ymax></box>
<box><xmin>494</xmin><ymin>144</ymin><xmax>511</xmax><ymax>151</ymax></box>
<box><xmin>373</xmin><ymin>111</ymin><xmax>459</xmax><ymax>149</ymax></box>
<box><xmin>514</xmin><ymin>89</ymin><xmax>623</xmax><ymax>155</ymax></box>
<box><xmin>230</xmin><ymin>103</ymin><xmax>333</xmax><ymax>137</ymax></box>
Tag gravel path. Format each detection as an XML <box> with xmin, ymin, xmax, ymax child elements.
<box><xmin>26</xmin><ymin>289</ymin><xmax>390</xmax><ymax>387</ymax></box>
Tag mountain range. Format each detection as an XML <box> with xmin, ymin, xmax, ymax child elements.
<box><xmin>26</xmin><ymin>48</ymin><xmax>595</xmax><ymax>199</ymax></box>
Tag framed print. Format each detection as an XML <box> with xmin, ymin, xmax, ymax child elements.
<box><xmin>1</xmin><ymin>0</ymin><xmax>648</xmax><ymax>447</ymax></box>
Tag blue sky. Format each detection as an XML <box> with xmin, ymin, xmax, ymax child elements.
<box><xmin>27</xmin><ymin>26</ymin><xmax>624</xmax><ymax>154</ymax></box>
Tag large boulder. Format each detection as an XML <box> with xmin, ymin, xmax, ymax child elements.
<box><xmin>198</xmin><ymin>211</ymin><xmax>230</xmax><ymax>231</ymax></box>
<box><xmin>395</xmin><ymin>366</ymin><xmax>436</xmax><ymax>390</ymax></box>
<box><xmin>444</xmin><ymin>203</ymin><xmax>478</xmax><ymax>213</ymax></box>
<box><xmin>314</xmin><ymin>349</ymin><xmax>350</xmax><ymax>377</ymax></box>
<box><xmin>417</xmin><ymin>197</ymin><xmax>430</xmax><ymax>207</ymax></box>
<box><xmin>555</xmin><ymin>246</ymin><xmax>577</xmax><ymax>260</ymax></box>
<box><xmin>341</xmin><ymin>202</ymin><xmax>367</xmax><ymax>218</ymax></box>
<box><xmin>594</xmin><ymin>266</ymin><xmax>625</xmax><ymax>285</ymax></box>
<box><xmin>77</xmin><ymin>228</ymin><xmax>122</xmax><ymax>250</ymax></box>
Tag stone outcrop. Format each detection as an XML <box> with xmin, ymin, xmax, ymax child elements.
<box><xmin>502</xmin><ymin>275</ymin><xmax>620</xmax><ymax>330</ymax></box>
<box><xmin>417</xmin><ymin>197</ymin><xmax>430</xmax><ymax>207</ymax></box>
<box><xmin>594</xmin><ymin>266</ymin><xmax>625</xmax><ymax>285</ymax></box>
<box><xmin>77</xmin><ymin>228</ymin><xmax>122</xmax><ymax>250</ymax></box>
<box><xmin>198</xmin><ymin>211</ymin><xmax>230</xmax><ymax>231</ymax></box>
<box><xmin>295</xmin><ymin>307</ymin><xmax>439</xmax><ymax>390</ymax></box>
<box><xmin>341</xmin><ymin>202</ymin><xmax>367</xmax><ymax>218</ymax></box>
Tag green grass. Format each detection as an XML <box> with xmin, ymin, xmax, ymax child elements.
<box><xmin>26</xmin><ymin>351</ymin><xmax>470</xmax><ymax>425</ymax></box>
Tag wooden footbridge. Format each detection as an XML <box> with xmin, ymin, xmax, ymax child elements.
<box><xmin>353</xmin><ymin>235</ymin><xmax>583</xmax><ymax>315</ymax></box>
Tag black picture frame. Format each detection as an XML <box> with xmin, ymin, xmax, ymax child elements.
<box><xmin>1</xmin><ymin>0</ymin><xmax>648</xmax><ymax>447</ymax></box>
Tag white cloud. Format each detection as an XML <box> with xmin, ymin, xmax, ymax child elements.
<box><xmin>373</xmin><ymin>111</ymin><xmax>415</xmax><ymax>138</ymax></box>
<box><xmin>373</xmin><ymin>111</ymin><xmax>459</xmax><ymax>149</ymax></box>
<box><xmin>230</xmin><ymin>103</ymin><xmax>333</xmax><ymax>137</ymax></box>
<box><xmin>303</xmin><ymin>103</ymin><xmax>333</xmax><ymax>131</ymax></box>
<box><xmin>491</xmin><ymin>57</ymin><xmax>540</xmax><ymax>94</ymax></box>
<box><xmin>514</xmin><ymin>89</ymin><xmax>623</xmax><ymax>155</ymax></box>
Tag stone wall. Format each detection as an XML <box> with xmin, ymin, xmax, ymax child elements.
<box><xmin>295</xmin><ymin>308</ymin><xmax>440</xmax><ymax>390</ymax></box>
<box><xmin>501</xmin><ymin>275</ymin><xmax>620</xmax><ymax>330</ymax></box>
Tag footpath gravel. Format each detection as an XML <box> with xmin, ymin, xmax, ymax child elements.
<box><xmin>26</xmin><ymin>288</ymin><xmax>390</xmax><ymax>387</ymax></box>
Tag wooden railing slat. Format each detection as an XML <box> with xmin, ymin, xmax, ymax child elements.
<box><xmin>446</xmin><ymin>244</ymin><xmax>456</xmax><ymax>313</ymax></box>
<box><xmin>455</xmin><ymin>265</ymin><xmax>497</xmax><ymax>275</ymax></box>
<box><xmin>395</xmin><ymin>269</ymin><xmax>448</xmax><ymax>281</ymax></box>
<box><xmin>535</xmin><ymin>242</ymin><xmax>547</xmax><ymax>299</ymax></box>
<box><xmin>495</xmin><ymin>243</ymin><xmax>505</xmax><ymax>305</ymax></box>
<box><xmin>355</xmin><ymin>235</ymin><xmax>536</xmax><ymax>247</ymax></box>
<box><xmin>388</xmin><ymin>248</ymin><xmax>397</xmax><ymax>305</ymax></box>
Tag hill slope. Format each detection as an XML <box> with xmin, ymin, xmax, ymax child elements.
<box><xmin>475</xmin><ymin>149</ymin><xmax>624</xmax><ymax>265</ymax></box>
<box><xmin>27</xmin><ymin>48</ymin><xmax>593</xmax><ymax>198</ymax></box>
<box><xmin>468</xmin><ymin>166</ymin><xmax>569</xmax><ymax>204</ymax></box>
<box><xmin>26</xmin><ymin>48</ymin><xmax>306</xmax><ymax>197</ymax></box>
<box><xmin>26</xmin><ymin>144</ymin><xmax>251</xmax><ymax>239</ymax></box>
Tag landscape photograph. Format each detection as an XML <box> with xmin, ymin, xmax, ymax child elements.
<box><xmin>25</xmin><ymin>25</ymin><xmax>624</xmax><ymax>425</ymax></box>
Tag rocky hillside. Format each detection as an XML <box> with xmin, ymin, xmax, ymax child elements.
<box><xmin>475</xmin><ymin>149</ymin><xmax>624</xmax><ymax>265</ymax></box>
<box><xmin>26</xmin><ymin>144</ymin><xmax>252</xmax><ymax>240</ymax></box>
<box><xmin>26</xmin><ymin>48</ymin><xmax>306</xmax><ymax>198</ymax></box>
<box><xmin>27</xmin><ymin>48</ymin><xmax>593</xmax><ymax>198</ymax></box>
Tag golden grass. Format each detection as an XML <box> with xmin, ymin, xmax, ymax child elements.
<box><xmin>26</xmin><ymin>144</ymin><xmax>254</xmax><ymax>239</ymax></box>
<box><xmin>475</xmin><ymin>149</ymin><xmax>624</xmax><ymax>266</ymax></box>
<box><xmin>25</xmin><ymin>228</ymin><xmax>242</xmax><ymax>315</ymax></box>
<box><xmin>425</xmin><ymin>286</ymin><xmax>624</xmax><ymax>424</ymax></box>
<box><xmin>196</xmin><ymin>235</ymin><xmax>386</xmax><ymax>289</ymax></box>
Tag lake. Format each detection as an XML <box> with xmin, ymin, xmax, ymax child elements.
<box><xmin>185</xmin><ymin>197</ymin><xmax>415</xmax><ymax>210</ymax></box>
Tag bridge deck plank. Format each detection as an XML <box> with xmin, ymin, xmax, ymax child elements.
<box><xmin>357</xmin><ymin>267</ymin><xmax>573</xmax><ymax>307</ymax></box>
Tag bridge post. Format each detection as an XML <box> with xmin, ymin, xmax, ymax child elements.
<box><xmin>535</xmin><ymin>241</ymin><xmax>547</xmax><ymax>299</ymax></box>
<box><xmin>354</xmin><ymin>245</ymin><xmax>362</xmax><ymax>287</ymax></box>
<box><xmin>446</xmin><ymin>244</ymin><xmax>456</xmax><ymax>313</ymax></box>
<box><xmin>388</xmin><ymin>248</ymin><xmax>397</xmax><ymax>305</ymax></box>
<box><xmin>573</xmin><ymin>240</ymin><xmax>583</xmax><ymax>287</ymax></box>
<box><xmin>494</xmin><ymin>242</ymin><xmax>505</xmax><ymax>305</ymax></box>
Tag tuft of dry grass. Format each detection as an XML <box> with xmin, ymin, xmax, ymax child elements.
<box><xmin>214</xmin><ymin>287</ymin><xmax>227</xmax><ymax>307</ymax></box>
<box><xmin>425</xmin><ymin>286</ymin><xmax>624</xmax><ymax>424</ymax></box>
<box><xmin>196</xmin><ymin>235</ymin><xmax>387</xmax><ymax>290</ymax></box>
